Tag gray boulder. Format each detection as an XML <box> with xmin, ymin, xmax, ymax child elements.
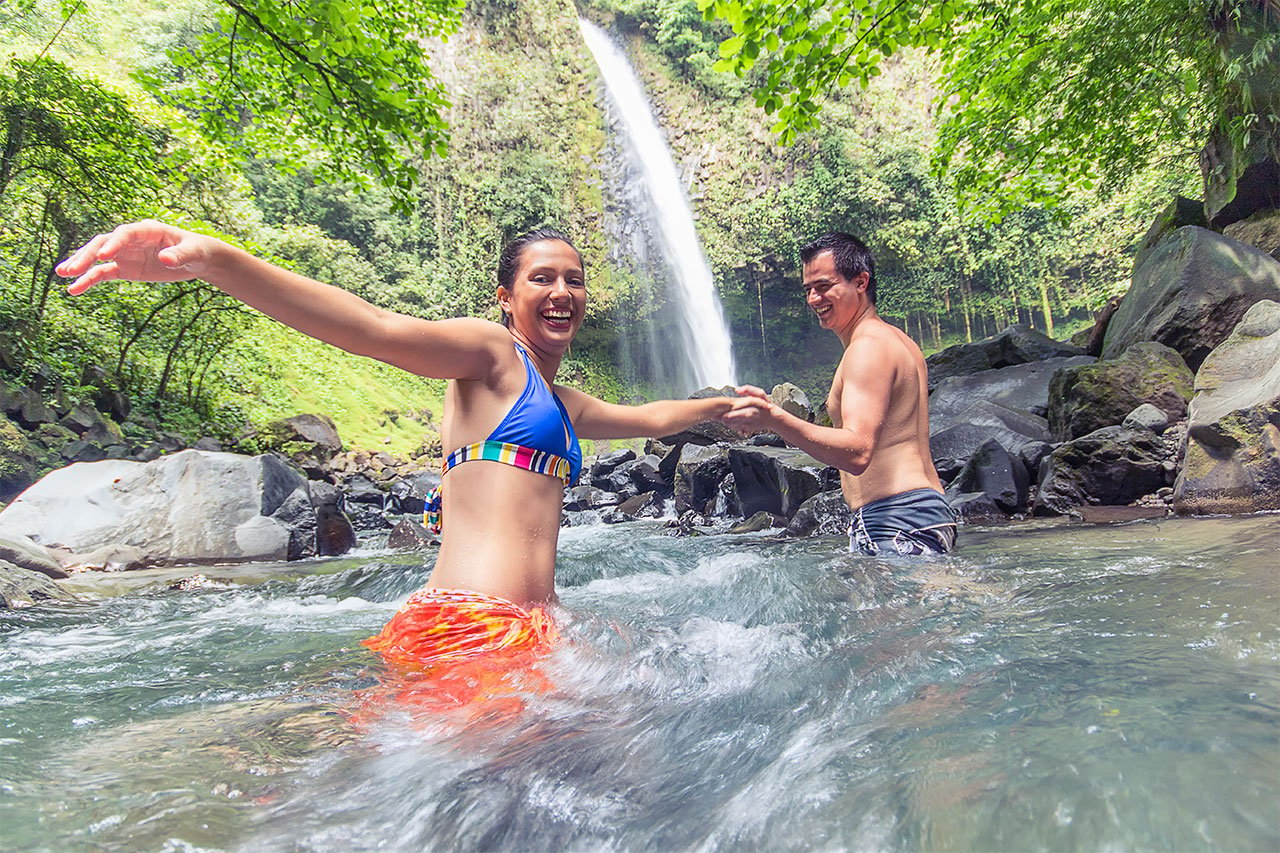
<box><xmin>0</xmin><ymin>450</ymin><xmax>318</xmax><ymax>567</ymax></box>
<box><xmin>1123</xmin><ymin>403</ymin><xmax>1170</xmax><ymax>433</ymax></box>
<box><xmin>945</xmin><ymin>438</ymin><xmax>1029</xmax><ymax>513</ymax></box>
<box><xmin>1224</xmin><ymin>208</ymin><xmax>1280</xmax><ymax>262</ymax></box>
<box><xmin>1046</xmin><ymin>342</ymin><xmax>1194</xmax><ymax>441</ymax></box>
<box><xmin>929</xmin><ymin>422</ymin><xmax>1051</xmax><ymax>484</ymax></box>
<box><xmin>1034</xmin><ymin>426</ymin><xmax>1173</xmax><ymax>515</ymax></box>
<box><xmin>929</xmin><ymin>356</ymin><xmax>1096</xmax><ymax>423</ymax></box>
<box><xmin>947</xmin><ymin>491</ymin><xmax>1004</xmax><ymax>523</ymax></box>
<box><xmin>563</xmin><ymin>485</ymin><xmax>621</xmax><ymax>511</ymax></box>
<box><xmin>727</xmin><ymin>446</ymin><xmax>830</xmax><ymax>520</ymax></box>
<box><xmin>785</xmin><ymin>490</ymin><xmax>852</xmax><ymax>538</ymax></box>
<box><xmin>0</xmin><ymin>531</ymin><xmax>68</xmax><ymax>578</ymax></box>
<box><xmin>589</xmin><ymin>449</ymin><xmax>637</xmax><ymax>483</ymax></box>
<box><xmin>769</xmin><ymin>383</ymin><xmax>813</xmax><ymax>422</ymax></box>
<box><xmin>673</xmin><ymin>444</ymin><xmax>732</xmax><ymax>515</ymax></box>
<box><xmin>0</xmin><ymin>559</ymin><xmax>75</xmax><ymax>609</ymax></box>
<box><xmin>926</xmin><ymin>324</ymin><xmax>1087</xmax><ymax>390</ymax></box>
<box><xmin>1102</xmin><ymin>226</ymin><xmax>1280</xmax><ymax>370</ymax></box>
<box><xmin>1174</xmin><ymin>300</ymin><xmax>1280</xmax><ymax>514</ymax></box>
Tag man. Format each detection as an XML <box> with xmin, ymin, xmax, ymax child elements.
<box><xmin>723</xmin><ymin>232</ymin><xmax>956</xmax><ymax>555</ymax></box>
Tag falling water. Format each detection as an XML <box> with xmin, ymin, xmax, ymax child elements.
<box><xmin>579</xmin><ymin>19</ymin><xmax>737</xmax><ymax>391</ymax></box>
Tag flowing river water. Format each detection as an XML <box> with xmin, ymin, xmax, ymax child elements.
<box><xmin>1</xmin><ymin>514</ymin><xmax>1277</xmax><ymax>851</ymax></box>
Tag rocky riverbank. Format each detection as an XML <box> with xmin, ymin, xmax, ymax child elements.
<box><xmin>2</xmin><ymin>194</ymin><xmax>1278</xmax><ymax>606</ymax></box>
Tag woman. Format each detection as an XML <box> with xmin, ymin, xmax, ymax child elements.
<box><xmin>58</xmin><ymin>221</ymin><xmax>746</xmax><ymax>670</ymax></box>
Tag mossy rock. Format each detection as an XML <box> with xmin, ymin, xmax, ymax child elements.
<box><xmin>1047</xmin><ymin>342</ymin><xmax>1194</xmax><ymax>442</ymax></box>
<box><xmin>0</xmin><ymin>414</ymin><xmax>39</xmax><ymax>501</ymax></box>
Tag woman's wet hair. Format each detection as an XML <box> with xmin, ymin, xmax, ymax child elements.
<box><xmin>497</xmin><ymin>227</ymin><xmax>581</xmax><ymax>327</ymax></box>
<box><xmin>800</xmin><ymin>231</ymin><xmax>877</xmax><ymax>305</ymax></box>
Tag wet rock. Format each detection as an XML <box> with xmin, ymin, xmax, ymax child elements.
<box><xmin>712</xmin><ymin>472</ymin><xmax>741</xmax><ymax>518</ymax></box>
<box><xmin>929</xmin><ymin>422</ymin><xmax>1050</xmax><ymax>483</ymax></box>
<box><xmin>945</xmin><ymin>438</ymin><xmax>1029</xmax><ymax>512</ymax></box>
<box><xmin>387</xmin><ymin>471</ymin><xmax>441</xmax><ymax>515</ymax></box>
<box><xmin>589</xmin><ymin>449</ymin><xmax>636</xmax><ymax>482</ymax></box>
<box><xmin>193</xmin><ymin>437</ymin><xmax>223</xmax><ymax>452</ymax></box>
<box><xmin>1034</xmin><ymin>426</ymin><xmax>1172</xmax><ymax>515</ymax></box>
<box><xmin>621</xmin><ymin>454</ymin><xmax>668</xmax><ymax>496</ymax></box>
<box><xmin>673</xmin><ymin>444</ymin><xmax>731</xmax><ymax>515</ymax></box>
<box><xmin>1123</xmin><ymin>403</ymin><xmax>1170</xmax><ymax>433</ymax></box>
<box><xmin>1174</xmin><ymin>299</ymin><xmax>1280</xmax><ymax>514</ymax></box>
<box><xmin>769</xmin><ymin>383</ymin><xmax>813</xmax><ymax>421</ymax></box>
<box><xmin>1071</xmin><ymin>506</ymin><xmax>1170</xmax><ymax>523</ymax></box>
<box><xmin>929</xmin><ymin>356</ymin><xmax>1096</xmax><ymax>423</ymax></box>
<box><xmin>727</xmin><ymin>446</ymin><xmax>826</xmax><ymax>520</ymax></box>
<box><xmin>563</xmin><ymin>485</ymin><xmax>621</xmax><ymax>511</ymax></box>
<box><xmin>728</xmin><ymin>511</ymin><xmax>784</xmax><ymax>534</ymax></box>
<box><xmin>785</xmin><ymin>490</ymin><xmax>852</xmax><ymax>537</ymax></box>
<box><xmin>594</xmin><ymin>466</ymin><xmax>640</xmax><ymax>500</ymax></box>
<box><xmin>926</xmin><ymin>324</ymin><xmax>1087</xmax><ymax>389</ymax></box>
<box><xmin>0</xmin><ymin>559</ymin><xmax>75</xmax><ymax>608</ymax></box>
<box><xmin>747</xmin><ymin>432</ymin><xmax>786</xmax><ymax>447</ymax></box>
<box><xmin>309</xmin><ymin>481</ymin><xmax>356</xmax><ymax>556</ymax></box>
<box><xmin>1102</xmin><ymin>226</ymin><xmax>1280</xmax><ymax>370</ymax></box>
<box><xmin>0</xmin><ymin>531</ymin><xmax>68</xmax><ymax>578</ymax></box>
<box><xmin>0</xmin><ymin>450</ymin><xmax>319</xmax><ymax>567</ymax></box>
<box><xmin>1047</xmin><ymin>342</ymin><xmax>1194</xmax><ymax>441</ymax></box>
<box><xmin>946</xmin><ymin>490</ymin><xmax>1004</xmax><ymax>523</ymax></box>
<box><xmin>387</xmin><ymin>518</ymin><xmax>436</xmax><ymax>550</ymax></box>
<box><xmin>614</xmin><ymin>490</ymin><xmax>664</xmax><ymax>519</ymax></box>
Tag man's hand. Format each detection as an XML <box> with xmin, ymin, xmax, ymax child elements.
<box><xmin>718</xmin><ymin>387</ymin><xmax>781</xmax><ymax>435</ymax></box>
<box><xmin>57</xmin><ymin>221</ymin><xmax>220</xmax><ymax>295</ymax></box>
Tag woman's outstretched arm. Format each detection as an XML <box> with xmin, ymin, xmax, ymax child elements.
<box><xmin>57</xmin><ymin>220</ymin><xmax>508</xmax><ymax>381</ymax></box>
<box><xmin>555</xmin><ymin>387</ymin><xmax>752</xmax><ymax>440</ymax></box>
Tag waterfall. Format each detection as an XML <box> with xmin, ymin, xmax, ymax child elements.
<box><xmin>579</xmin><ymin>19</ymin><xmax>737</xmax><ymax>392</ymax></box>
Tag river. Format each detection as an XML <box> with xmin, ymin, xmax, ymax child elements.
<box><xmin>1</xmin><ymin>514</ymin><xmax>1276</xmax><ymax>851</ymax></box>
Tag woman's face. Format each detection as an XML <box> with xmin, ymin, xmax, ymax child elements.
<box><xmin>498</xmin><ymin>240</ymin><xmax>586</xmax><ymax>352</ymax></box>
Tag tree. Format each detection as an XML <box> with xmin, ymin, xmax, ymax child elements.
<box><xmin>701</xmin><ymin>0</ymin><xmax>1279</xmax><ymax>218</ymax></box>
<box><xmin>14</xmin><ymin>0</ymin><xmax>466</xmax><ymax>210</ymax></box>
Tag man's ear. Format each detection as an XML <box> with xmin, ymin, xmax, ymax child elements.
<box><xmin>852</xmin><ymin>271</ymin><xmax>870</xmax><ymax>293</ymax></box>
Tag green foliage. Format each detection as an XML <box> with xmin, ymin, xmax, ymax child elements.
<box><xmin>701</xmin><ymin>0</ymin><xmax>1280</xmax><ymax>218</ymax></box>
<box><xmin>133</xmin><ymin>0</ymin><xmax>465</xmax><ymax>210</ymax></box>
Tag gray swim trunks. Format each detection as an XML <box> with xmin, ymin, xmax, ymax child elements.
<box><xmin>849</xmin><ymin>488</ymin><xmax>959</xmax><ymax>556</ymax></box>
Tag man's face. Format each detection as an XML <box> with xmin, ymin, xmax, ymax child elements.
<box><xmin>802</xmin><ymin>250</ymin><xmax>868</xmax><ymax>331</ymax></box>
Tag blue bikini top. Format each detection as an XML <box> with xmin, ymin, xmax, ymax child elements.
<box><xmin>481</xmin><ymin>342</ymin><xmax>582</xmax><ymax>482</ymax></box>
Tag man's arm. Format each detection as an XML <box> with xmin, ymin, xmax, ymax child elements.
<box><xmin>556</xmin><ymin>387</ymin><xmax>749</xmax><ymax>440</ymax></box>
<box><xmin>58</xmin><ymin>221</ymin><xmax>507</xmax><ymax>381</ymax></box>
<box><xmin>720</xmin><ymin>338</ymin><xmax>895</xmax><ymax>474</ymax></box>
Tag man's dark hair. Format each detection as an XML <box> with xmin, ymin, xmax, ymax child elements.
<box><xmin>800</xmin><ymin>232</ymin><xmax>877</xmax><ymax>305</ymax></box>
<box><xmin>496</xmin><ymin>227</ymin><xmax>581</xmax><ymax>327</ymax></box>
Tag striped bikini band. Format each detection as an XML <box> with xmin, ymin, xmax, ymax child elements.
<box><xmin>424</xmin><ymin>440</ymin><xmax>573</xmax><ymax>533</ymax></box>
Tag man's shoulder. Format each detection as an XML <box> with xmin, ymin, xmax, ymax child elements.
<box><xmin>844</xmin><ymin>318</ymin><xmax>923</xmax><ymax>363</ymax></box>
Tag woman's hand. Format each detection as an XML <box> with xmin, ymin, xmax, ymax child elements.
<box><xmin>57</xmin><ymin>221</ymin><xmax>221</xmax><ymax>295</ymax></box>
<box><xmin>718</xmin><ymin>386</ymin><xmax>779</xmax><ymax>435</ymax></box>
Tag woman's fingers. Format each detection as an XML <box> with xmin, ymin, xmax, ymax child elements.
<box><xmin>55</xmin><ymin>232</ymin><xmax>113</xmax><ymax>277</ymax></box>
<box><xmin>66</xmin><ymin>261</ymin><xmax>121</xmax><ymax>296</ymax></box>
<box><xmin>735</xmin><ymin>385</ymin><xmax>768</xmax><ymax>399</ymax></box>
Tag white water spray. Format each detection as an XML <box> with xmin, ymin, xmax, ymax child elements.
<box><xmin>579</xmin><ymin>19</ymin><xmax>737</xmax><ymax>390</ymax></box>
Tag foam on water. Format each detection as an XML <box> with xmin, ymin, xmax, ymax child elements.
<box><xmin>0</xmin><ymin>516</ymin><xmax>1276</xmax><ymax>850</ymax></box>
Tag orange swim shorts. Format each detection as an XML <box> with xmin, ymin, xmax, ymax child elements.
<box><xmin>362</xmin><ymin>587</ymin><xmax>557</xmax><ymax>672</ymax></box>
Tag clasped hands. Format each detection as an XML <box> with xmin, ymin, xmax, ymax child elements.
<box><xmin>719</xmin><ymin>386</ymin><xmax>781</xmax><ymax>436</ymax></box>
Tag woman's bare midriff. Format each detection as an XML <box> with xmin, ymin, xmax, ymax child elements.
<box><xmin>425</xmin><ymin>461</ymin><xmax>566</xmax><ymax>608</ymax></box>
